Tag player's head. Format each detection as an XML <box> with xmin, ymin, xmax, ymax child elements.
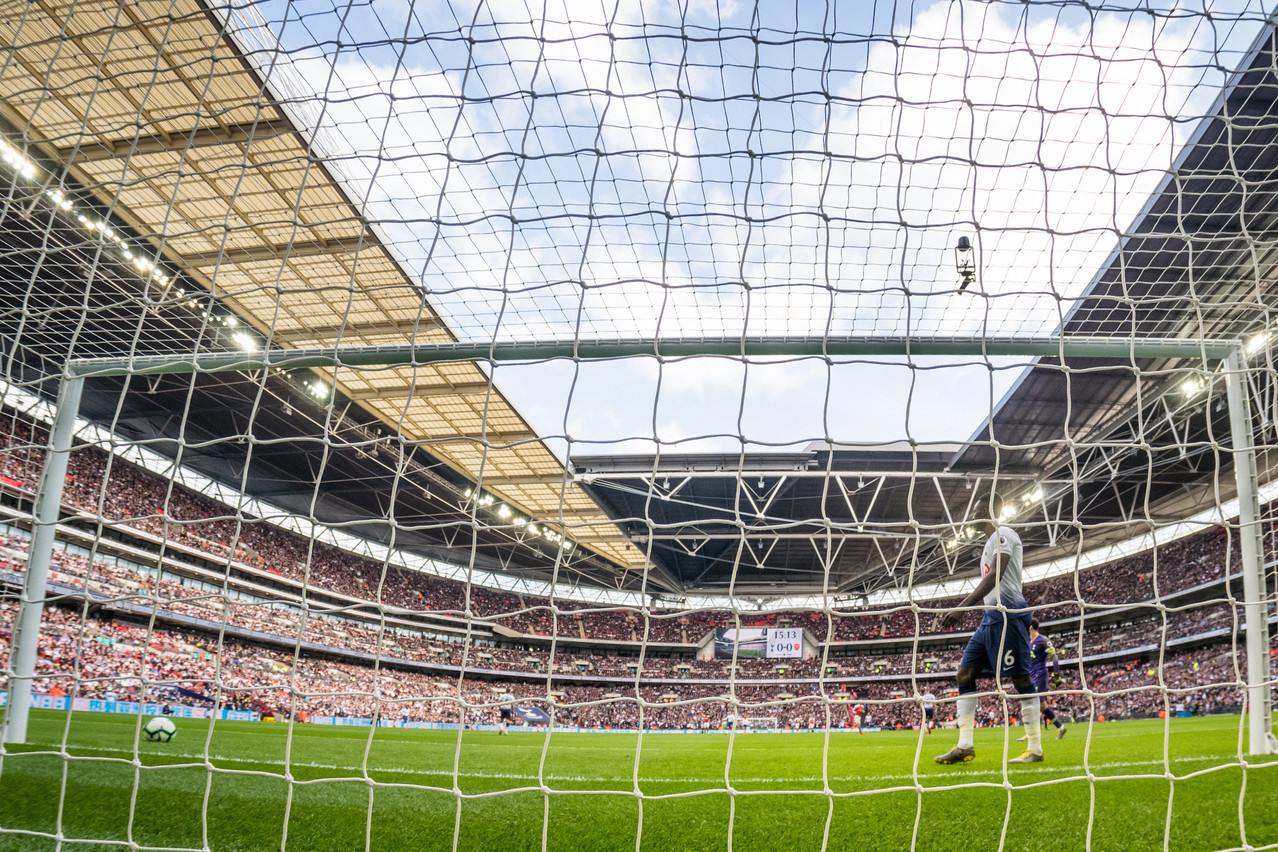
<box><xmin>979</xmin><ymin>494</ymin><xmax>1004</xmax><ymax>532</ymax></box>
<box><xmin>1030</xmin><ymin>617</ymin><xmax>1040</xmax><ymax>635</ymax></box>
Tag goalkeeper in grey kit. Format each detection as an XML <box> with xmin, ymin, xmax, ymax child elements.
<box><xmin>1020</xmin><ymin>618</ymin><xmax>1067</xmax><ymax>740</ymax></box>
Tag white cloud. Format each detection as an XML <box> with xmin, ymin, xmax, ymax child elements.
<box><xmin>220</xmin><ymin>0</ymin><xmax>1269</xmax><ymax>450</ymax></box>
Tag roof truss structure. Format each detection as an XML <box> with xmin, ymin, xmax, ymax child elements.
<box><xmin>0</xmin><ymin>0</ymin><xmax>645</xmax><ymax>573</ymax></box>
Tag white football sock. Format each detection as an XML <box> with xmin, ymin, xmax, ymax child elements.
<box><xmin>957</xmin><ymin>694</ymin><xmax>977</xmax><ymax>749</ymax></box>
<box><xmin>1021</xmin><ymin>696</ymin><xmax>1042</xmax><ymax>753</ymax></box>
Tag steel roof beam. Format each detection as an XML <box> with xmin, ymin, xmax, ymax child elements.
<box><xmin>57</xmin><ymin>120</ymin><xmax>294</xmax><ymax>162</ymax></box>
<box><xmin>632</xmin><ymin>531</ymin><xmax>940</xmax><ymax>541</ymax></box>
<box><xmin>581</xmin><ymin>468</ymin><xmax>1043</xmax><ymax>481</ymax></box>
<box><xmin>182</xmin><ymin>236</ymin><xmax>368</xmax><ymax>267</ymax></box>
<box><xmin>423</xmin><ymin>431</ymin><xmax>541</xmax><ymax>445</ymax></box>
<box><xmin>272</xmin><ymin>318</ymin><xmax>443</xmax><ymax>345</ymax></box>
<box><xmin>469</xmin><ymin>473</ymin><xmax>575</xmax><ymax>486</ymax></box>
<box><xmin>342</xmin><ymin>381</ymin><xmax>492</xmax><ymax>400</ymax></box>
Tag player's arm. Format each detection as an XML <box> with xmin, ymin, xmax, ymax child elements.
<box><xmin>938</xmin><ymin>552</ymin><xmax>1004</xmax><ymax>630</ymax></box>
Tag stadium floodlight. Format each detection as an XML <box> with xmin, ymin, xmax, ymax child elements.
<box><xmin>0</xmin><ymin>138</ymin><xmax>36</xmax><ymax>180</ymax></box>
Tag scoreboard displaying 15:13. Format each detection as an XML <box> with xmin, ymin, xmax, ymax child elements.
<box><xmin>766</xmin><ymin>627</ymin><xmax>803</xmax><ymax>658</ymax></box>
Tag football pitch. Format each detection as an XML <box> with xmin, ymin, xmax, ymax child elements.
<box><xmin>0</xmin><ymin>710</ymin><xmax>1274</xmax><ymax>851</ymax></box>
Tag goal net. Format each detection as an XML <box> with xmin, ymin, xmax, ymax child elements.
<box><xmin>0</xmin><ymin>1</ymin><xmax>1275</xmax><ymax>850</ymax></box>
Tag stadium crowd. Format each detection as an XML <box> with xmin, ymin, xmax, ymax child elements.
<box><xmin>0</xmin><ymin>419</ymin><xmax>1266</xmax><ymax>649</ymax></box>
<box><xmin>0</xmin><ymin>598</ymin><xmax>1264</xmax><ymax>730</ymax></box>
<box><xmin>0</xmin><ymin>531</ymin><xmax>1254</xmax><ymax>684</ymax></box>
<box><xmin>1</xmin><ymin>412</ymin><xmax>1274</xmax><ymax>732</ymax></box>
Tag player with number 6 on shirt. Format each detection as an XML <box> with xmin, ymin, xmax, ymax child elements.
<box><xmin>933</xmin><ymin>495</ymin><xmax>1044</xmax><ymax>765</ymax></box>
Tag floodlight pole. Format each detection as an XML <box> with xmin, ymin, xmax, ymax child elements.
<box><xmin>3</xmin><ymin>375</ymin><xmax>82</xmax><ymax>745</ymax></box>
<box><xmin>1224</xmin><ymin>348</ymin><xmax>1276</xmax><ymax>756</ymax></box>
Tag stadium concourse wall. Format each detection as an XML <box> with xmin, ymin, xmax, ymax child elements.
<box><xmin>0</xmin><ymin>518</ymin><xmax>1264</xmax><ymax>672</ymax></box>
<box><xmin>0</xmin><ymin>692</ymin><xmax>257</xmax><ymax>721</ymax></box>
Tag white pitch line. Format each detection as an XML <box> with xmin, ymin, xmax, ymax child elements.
<box><xmin>9</xmin><ymin>745</ymin><xmax>1271</xmax><ymax>785</ymax></box>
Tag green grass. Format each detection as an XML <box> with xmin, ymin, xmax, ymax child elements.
<box><xmin>0</xmin><ymin>710</ymin><xmax>1274</xmax><ymax>851</ymax></box>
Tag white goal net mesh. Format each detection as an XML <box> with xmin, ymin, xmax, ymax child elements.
<box><xmin>0</xmin><ymin>1</ymin><xmax>1274</xmax><ymax>850</ymax></box>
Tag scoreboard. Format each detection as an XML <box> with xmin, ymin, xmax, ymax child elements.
<box><xmin>714</xmin><ymin>627</ymin><xmax>806</xmax><ymax>659</ymax></box>
<box><xmin>765</xmin><ymin>627</ymin><xmax>803</xmax><ymax>658</ymax></box>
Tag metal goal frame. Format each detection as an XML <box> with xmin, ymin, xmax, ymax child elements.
<box><xmin>3</xmin><ymin>335</ymin><xmax>1271</xmax><ymax>755</ymax></box>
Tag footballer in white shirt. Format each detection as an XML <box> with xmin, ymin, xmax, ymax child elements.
<box><xmin>934</xmin><ymin>496</ymin><xmax>1044</xmax><ymax>766</ymax></box>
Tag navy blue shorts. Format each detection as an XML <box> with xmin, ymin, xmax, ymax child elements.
<box><xmin>500</xmin><ymin>708</ymin><xmax>513</xmax><ymax>721</ymax></box>
<box><xmin>960</xmin><ymin>612</ymin><xmax>1033</xmax><ymax>679</ymax></box>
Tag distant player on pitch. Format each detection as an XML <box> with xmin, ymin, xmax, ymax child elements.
<box><xmin>934</xmin><ymin>496</ymin><xmax>1044</xmax><ymax>765</ymax></box>
<box><xmin>921</xmin><ymin>692</ymin><xmax>936</xmax><ymax>734</ymax></box>
<box><xmin>1019</xmin><ymin>618</ymin><xmax>1067</xmax><ymax>741</ymax></box>
<box><xmin>850</xmin><ymin>703</ymin><xmax>866</xmax><ymax>734</ymax></box>
<box><xmin>499</xmin><ymin>692</ymin><xmax>515</xmax><ymax>735</ymax></box>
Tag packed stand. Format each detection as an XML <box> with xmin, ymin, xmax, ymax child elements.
<box><xmin>1</xmin><ymin>596</ymin><xmax>1267</xmax><ymax>730</ymax></box>
<box><xmin>4</xmin><ymin>530</ymin><xmax>1260</xmax><ymax>687</ymax></box>
<box><xmin>1</xmin><ymin>415</ymin><xmax>1273</xmax><ymax>654</ymax></box>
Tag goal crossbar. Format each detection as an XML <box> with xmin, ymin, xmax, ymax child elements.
<box><xmin>65</xmin><ymin>335</ymin><xmax>1241</xmax><ymax>378</ymax></box>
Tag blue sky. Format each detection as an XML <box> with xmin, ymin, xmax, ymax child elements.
<box><xmin>222</xmin><ymin>0</ymin><xmax>1273</xmax><ymax>457</ymax></box>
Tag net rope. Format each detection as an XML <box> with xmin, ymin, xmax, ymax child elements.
<box><xmin>0</xmin><ymin>1</ymin><xmax>1275</xmax><ymax>851</ymax></box>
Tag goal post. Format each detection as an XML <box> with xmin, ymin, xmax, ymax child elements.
<box><xmin>2</xmin><ymin>334</ymin><xmax>1271</xmax><ymax>756</ymax></box>
<box><xmin>2</xmin><ymin>373</ymin><xmax>83</xmax><ymax>746</ymax></box>
<box><xmin>1223</xmin><ymin>348</ymin><xmax>1278</xmax><ymax>756</ymax></box>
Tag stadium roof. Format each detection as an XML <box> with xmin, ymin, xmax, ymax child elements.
<box><xmin>0</xmin><ymin>4</ymin><xmax>1275</xmax><ymax>598</ymax></box>
<box><xmin>0</xmin><ymin>0</ymin><xmax>648</xmax><ymax>585</ymax></box>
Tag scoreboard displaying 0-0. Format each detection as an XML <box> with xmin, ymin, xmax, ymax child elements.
<box><xmin>714</xmin><ymin>628</ymin><xmax>805</xmax><ymax>659</ymax></box>
<box><xmin>766</xmin><ymin>628</ymin><xmax>803</xmax><ymax>658</ymax></box>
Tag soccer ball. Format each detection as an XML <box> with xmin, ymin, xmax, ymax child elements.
<box><xmin>143</xmin><ymin>717</ymin><xmax>176</xmax><ymax>743</ymax></box>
